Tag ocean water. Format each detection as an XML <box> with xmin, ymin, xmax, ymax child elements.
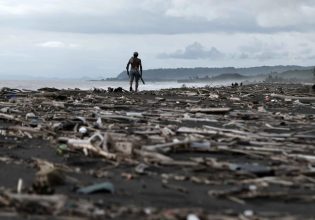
<box><xmin>0</xmin><ymin>80</ymin><xmax>234</xmax><ymax>91</ymax></box>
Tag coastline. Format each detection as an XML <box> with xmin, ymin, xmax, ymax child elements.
<box><xmin>0</xmin><ymin>83</ymin><xmax>315</xmax><ymax>219</ymax></box>
<box><xmin>0</xmin><ymin>79</ymin><xmax>225</xmax><ymax>91</ymax></box>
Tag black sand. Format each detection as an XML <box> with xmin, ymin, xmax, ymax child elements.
<box><xmin>0</xmin><ymin>83</ymin><xmax>315</xmax><ymax>219</ymax></box>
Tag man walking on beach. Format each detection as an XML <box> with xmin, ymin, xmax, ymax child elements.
<box><xmin>126</xmin><ymin>52</ymin><xmax>143</xmax><ymax>92</ymax></box>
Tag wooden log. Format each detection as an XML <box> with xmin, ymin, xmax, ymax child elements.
<box><xmin>287</xmin><ymin>154</ymin><xmax>315</xmax><ymax>163</ymax></box>
<box><xmin>177</xmin><ymin>127</ymin><xmax>217</xmax><ymax>135</ymax></box>
<box><xmin>134</xmin><ymin>149</ymin><xmax>174</xmax><ymax>162</ymax></box>
<box><xmin>6</xmin><ymin>193</ymin><xmax>67</xmax><ymax>215</ymax></box>
<box><xmin>0</xmin><ymin>113</ymin><xmax>16</xmax><ymax>121</ymax></box>
<box><xmin>66</xmin><ymin>137</ymin><xmax>117</xmax><ymax>160</ymax></box>
<box><xmin>142</xmin><ymin>140</ymin><xmax>190</xmax><ymax>153</ymax></box>
<box><xmin>190</xmin><ymin>107</ymin><xmax>232</xmax><ymax>114</ymax></box>
<box><xmin>270</xmin><ymin>93</ymin><xmax>315</xmax><ymax>102</ymax></box>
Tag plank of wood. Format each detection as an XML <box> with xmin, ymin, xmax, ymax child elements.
<box><xmin>190</xmin><ymin>108</ymin><xmax>232</xmax><ymax>114</ymax></box>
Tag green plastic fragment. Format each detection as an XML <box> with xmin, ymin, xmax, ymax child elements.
<box><xmin>77</xmin><ymin>182</ymin><xmax>115</xmax><ymax>194</ymax></box>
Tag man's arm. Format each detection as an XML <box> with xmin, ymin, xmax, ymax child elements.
<box><xmin>126</xmin><ymin>61</ymin><xmax>130</xmax><ymax>76</ymax></box>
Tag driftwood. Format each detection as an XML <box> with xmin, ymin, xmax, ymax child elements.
<box><xmin>177</xmin><ymin>127</ymin><xmax>217</xmax><ymax>135</ymax></box>
<box><xmin>5</xmin><ymin>193</ymin><xmax>67</xmax><ymax>215</ymax></box>
<box><xmin>142</xmin><ymin>140</ymin><xmax>190</xmax><ymax>153</ymax></box>
<box><xmin>134</xmin><ymin>149</ymin><xmax>174</xmax><ymax>163</ymax></box>
<box><xmin>190</xmin><ymin>107</ymin><xmax>232</xmax><ymax>114</ymax></box>
<box><xmin>0</xmin><ymin>113</ymin><xmax>17</xmax><ymax>121</ymax></box>
<box><xmin>271</xmin><ymin>93</ymin><xmax>315</xmax><ymax>102</ymax></box>
<box><xmin>287</xmin><ymin>154</ymin><xmax>315</xmax><ymax>163</ymax></box>
<box><xmin>63</xmin><ymin>133</ymin><xmax>117</xmax><ymax>160</ymax></box>
<box><xmin>1</xmin><ymin>83</ymin><xmax>315</xmax><ymax>218</ymax></box>
<box><xmin>100</xmin><ymin>114</ymin><xmax>139</xmax><ymax>122</ymax></box>
<box><xmin>8</xmin><ymin>126</ymin><xmax>41</xmax><ymax>133</ymax></box>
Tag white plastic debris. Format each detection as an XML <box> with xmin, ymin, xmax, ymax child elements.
<box><xmin>209</xmin><ymin>93</ymin><xmax>219</xmax><ymax>99</ymax></box>
<box><xmin>79</xmin><ymin>126</ymin><xmax>88</xmax><ymax>134</ymax></box>
<box><xmin>172</xmin><ymin>138</ymin><xmax>180</xmax><ymax>143</ymax></box>
<box><xmin>187</xmin><ymin>214</ymin><xmax>200</xmax><ymax>220</ymax></box>
<box><xmin>0</xmin><ymin>107</ymin><xmax>9</xmax><ymax>113</ymax></box>
<box><xmin>243</xmin><ymin>210</ymin><xmax>254</xmax><ymax>217</ymax></box>
<box><xmin>144</xmin><ymin>207</ymin><xmax>153</xmax><ymax>215</ymax></box>
<box><xmin>249</xmin><ymin>184</ymin><xmax>257</xmax><ymax>191</ymax></box>
<box><xmin>25</xmin><ymin>112</ymin><xmax>36</xmax><ymax>119</ymax></box>
<box><xmin>17</xmin><ymin>178</ymin><xmax>23</xmax><ymax>194</ymax></box>
<box><xmin>93</xmin><ymin>106</ymin><xmax>101</xmax><ymax>110</ymax></box>
<box><xmin>96</xmin><ymin>117</ymin><xmax>103</xmax><ymax>127</ymax></box>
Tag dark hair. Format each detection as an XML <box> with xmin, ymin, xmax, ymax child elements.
<box><xmin>133</xmin><ymin>52</ymin><xmax>138</xmax><ymax>57</ymax></box>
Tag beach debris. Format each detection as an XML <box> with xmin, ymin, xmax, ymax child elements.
<box><xmin>187</xmin><ymin>213</ymin><xmax>200</xmax><ymax>220</ymax></box>
<box><xmin>62</xmin><ymin>133</ymin><xmax>117</xmax><ymax>160</ymax></box>
<box><xmin>17</xmin><ymin>178</ymin><xmax>23</xmax><ymax>194</ymax></box>
<box><xmin>134</xmin><ymin>163</ymin><xmax>149</xmax><ymax>174</ymax></box>
<box><xmin>79</xmin><ymin>126</ymin><xmax>88</xmax><ymax>134</ymax></box>
<box><xmin>228</xmin><ymin>163</ymin><xmax>274</xmax><ymax>177</ymax></box>
<box><xmin>0</xmin><ymin>83</ymin><xmax>314</xmax><ymax>219</ymax></box>
<box><xmin>115</xmin><ymin>141</ymin><xmax>133</xmax><ymax>155</ymax></box>
<box><xmin>190</xmin><ymin>107</ymin><xmax>232</xmax><ymax>114</ymax></box>
<box><xmin>5</xmin><ymin>193</ymin><xmax>67</xmax><ymax>215</ymax></box>
<box><xmin>77</xmin><ymin>182</ymin><xmax>115</xmax><ymax>194</ymax></box>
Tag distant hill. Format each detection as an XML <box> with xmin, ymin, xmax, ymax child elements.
<box><xmin>264</xmin><ymin>68</ymin><xmax>315</xmax><ymax>83</ymax></box>
<box><xmin>109</xmin><ymin>65</ymin><xmax>311</xmax><ymax>81</ymax></box>
<box><xmin>277</xmin><ymin>69</ymin><xmax>314</xmax><ymax>80</ymax></box>
<box><xmin>178</xmin><ymin>73</ymin><xmax>248</xmax><ymax>83</ymax></box>
<box><xmin>211</xmin><ymin>73</ymin><xmax>248</xmax><ymax>81</ymax></box>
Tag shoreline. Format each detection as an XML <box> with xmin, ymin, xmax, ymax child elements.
<box><xmin>0</xmin><ymin>79</ymin><xmax>311</xmax><ymax>92</ymax></box>
<box><xmin>0</xmin><ymin>83</ymin><xmax>315</xmax><ymax>219</ymax></box>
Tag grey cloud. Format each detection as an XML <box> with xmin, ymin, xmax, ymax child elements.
<box><xmin>0</xmin><ymin>1</ymin><xmax>314</xmax><ymax>34</ymax></box>
<box><xmin>306</xmin><ymin>55</ymin><xmax>315</xmax><ymax>60</ymax></box>
<box><xmin>238</xmin><ymin>53</ymin><xmax>249</xmax><ymax>59</ymax></box>
<box><xmin>158</xmin><ymin>42</ymin><xmax>225</xmax><ymax>60</ymax></box>
<box><xmin>256</xmin><ymin>0</ymin><xmax>315</xmax><ymax>28</ymax></box>
<box><xmin>237</xmin><ymin>51</ymin><xmax>289</xmax><ymax>61</ymax></box>
<box><xmin>0</xmin><ymin>11</ymin><xmax>260</xmax><ymax>34</ymax></box>
<box><xmin>0</xmin><ymin>1</ymin><xmax>314</xmax><ymax>78</ymax></box>
<box><xmin>300</xmin><ymin>48</ymin><xmax>313</xmax><ymax>55</ymax></box>
<box><xmin>237</xmin><ymin>40</ymin><xmax>289</xmax><ymax>60</ymax></box>
<box><xmin>255</xmin><ymin>51</ymin><xmax>289</xmax><ymax>61</ymax></box>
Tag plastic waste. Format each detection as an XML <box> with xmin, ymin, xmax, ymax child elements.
<box><xmin>77</xmin><ymin>182</ymin><xmax>115</xmax><ymax>194</ymax></box>
<box><xmin>187</xmin><ymin>214</ymin><xmax>200</xmax><ymax>220</ymax></box>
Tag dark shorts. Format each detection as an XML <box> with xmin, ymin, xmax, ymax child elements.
<box><xmin>130</xmin><ymin>70</ymin><xmax>140</xmax><ymax>82</ymax></box>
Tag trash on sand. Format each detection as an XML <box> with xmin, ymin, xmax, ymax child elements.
<box><xmin>77</xmin><ymin>182</ymin><xmax>115</xmax><ymax>194</ymax></box>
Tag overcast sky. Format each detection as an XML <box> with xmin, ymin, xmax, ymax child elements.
<box><xmin>0</xmin><ymin>0</ymin><xmax>314</xmax><ymax>79</ymax></box>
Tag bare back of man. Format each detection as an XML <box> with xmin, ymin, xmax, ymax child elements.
<box><xmin>126</xmin><ymin>52</ymin><xmax>143</xmax><ymax>92</ymax></box>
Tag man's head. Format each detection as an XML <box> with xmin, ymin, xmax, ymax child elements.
<box><xmin>133</xmin><ymin>52</ymin><xmax>138</xmax><ymax>57</ymax></box>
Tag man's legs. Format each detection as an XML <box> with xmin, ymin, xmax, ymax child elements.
<box><xmin>135</xmin><ymin>80</ymin><xmax>139</xmax><ymax>92</ymax></box>
<box><xmin>129</xmin><ymin>72</ymin><xmax>134</xmax><ymax>91</ymax></box>
<box><xmin>135</xmin><ymin>72</ymin><xmax>140</xmax><ymax>92</ymax></box>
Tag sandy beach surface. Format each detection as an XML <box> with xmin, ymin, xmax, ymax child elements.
<box><xmin>0</xmin><ymin>83</ymin><xmax>315</xmax><ymax>220</ymax></box>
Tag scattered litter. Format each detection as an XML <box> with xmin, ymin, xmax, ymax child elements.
<box><xmin>0</xmin><ymin>83</ymin><xmax>314</xmax><ymax>219</ymax></box>
<box><xmin>77</xmin><ymin>182</ymin><xmax>115</xmax><ymax>194</ymax></box>
<box><xmin>187</xmin><ymin>213</ymin><xmax>200</xmax><ymax>220</ymax></box>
